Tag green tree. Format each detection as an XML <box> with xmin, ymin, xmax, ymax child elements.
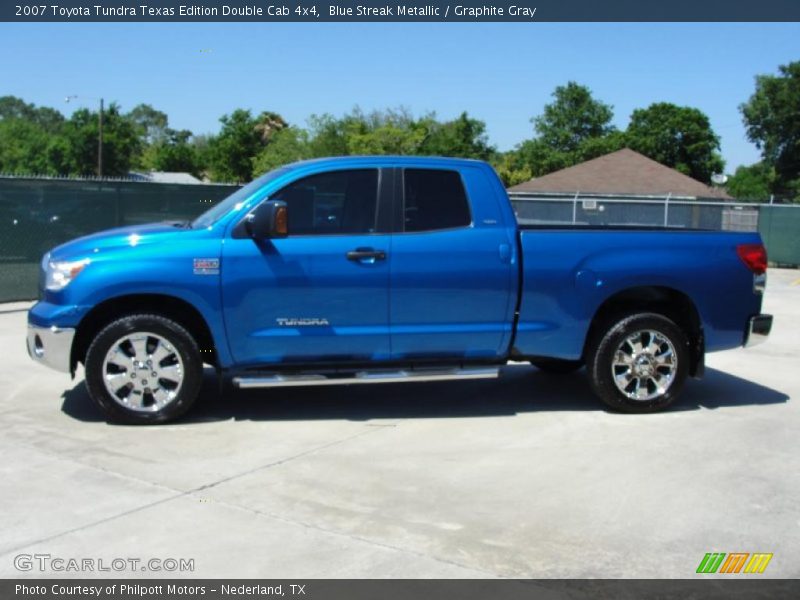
<box><xmin>626</xmin><ymin>102</ymin><xmax>724</xmax><ymax>183</ymax></box>
<box><xmin>573</xmin><ymin>130</ymin><xmax>628</xmax><ymax>163</ymax></box>
<box><xmin>0</xmin><ymin>95</ymin><xmax>65</xmax><ymax>130</ymax></box>
<box><xmin>347</xmin><ymin>123</ymin><xmax>426</xmax><ymax>155</ymax></box>
<box><xmin>0</xmin><ymin>97</ymin><xmax>138</xmax><ymax>176</ymax></box>
<box><xmin>206</xmin><ymin>109</ymin><xmax>291</xmax><ymax>182</ymax></box>
<box><xmin>206</xmin><ymin>109</ymin><xmax>262</xmax><ymax>182</ymax></box>
<box><xmin>306</xmin><ymin>108</ymin><xmax>421</xmax><ymax>156</ymax></box>
<box><xmin>506</xmin><ymin>82</ymin><xmax>618</xmax><ymax>178</ymax></box>
<box><xmin>491</xmin><ymin>152</ymin><xmax>533</xmax><ymax>188</ymax></box>
<box><xmin>36</xmin><ymin>108</ymin><xmax>66</xmax><ymax>132</ymax></box>
<box><xmin>0</xmin><ymin>119</ymin><xmax>52</xmax><ymax>174</ymax></box>
<box><xmin>513</xmin><ymin>139</ymin><xmax>573</xmax><ymax>177</ymax></box>
<box><xmin>306</xmin><ymin>113</ymin><xmax>351</xmax><ymax>157</ymax></box>
<box><xmin>190</xmin><ymin>134</ymin><xmax>212</xmax><ymax>177</ymax></box>
<box><xmin>252</xmin><ymin>127</ymin><xmax>311</xmax><ymax>175</ymax></box>
<box><xmin>502</xmin><ymin>131</ymin><xmax>628</xmax><ymax>186</ymax></box>
<box><xmin>0</xmin><ymin>95</ymin><xmax>35</xmax><ymax>120</ymax></box>
<box><xmin>420</xmin><ymin>112</ymin><xmax>494</xmax><ymax>160</ymax></box>
<box><xmin>533</xmin><ymin>82</ymin><xmax>615</xmax><ymax>154</ymax></box>
<box><xmin>61</xmin><ymin>103</ymin><xmax>139</xmax><ymax>176</ymax></box>
<box><xmin>0</xmin><ymin>96</ymin><xmax>68</xmax><ymax>174</ymax></box>
<box><xmin>139</xmin><ymin>129</ymin><xmax>202</xmax><ymax>176</ymax></box>
<box><xmin>342</xmin><ymin>108</ymin><xmax>425</xmax><ymax>155</ymax></box>
<box><xmin>740</xmin><ymin>61</ymin><xmax>800</xmax><ymax>198</ymax></box>
<box><xmin>127</xmin><ymin>103</ymin><xmax>169</xmax><ymax>145</ymax></box>
<box><xmin>302</xmin><ymin>108</ymin><xmax>495</xmax><ymax>161</ymax></box>
<box><xmin>44</xmin><ymin>135</ymin><xmax>72</xmax><ymax>174</ymax></box>
<box><xmin>726</xmin><ymin>162</ymin><xmax>777</xmax><ymax>201</ymax></box>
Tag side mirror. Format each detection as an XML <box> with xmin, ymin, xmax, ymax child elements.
<box><xmin>246</xmin><ymin>200</ymin><xmax>288</xmax><ymax>239</ymax></box>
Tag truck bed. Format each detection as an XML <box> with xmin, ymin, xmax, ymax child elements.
<box><xmin>513</xmin><ymin>227</ymin><xmax>763</xmax><ymax>359</ymax></box>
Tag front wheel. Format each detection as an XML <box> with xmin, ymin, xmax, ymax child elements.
<box><xmin>587</xmin><ymin>313</ymin><xmax>689</xmax><ymax>413</ymax></box>
<box><xmin>84</xmin><ymin>314</ymin><xmax>204</xmax><ymax>424</ymax></box>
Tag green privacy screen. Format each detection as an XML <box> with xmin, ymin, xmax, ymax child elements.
<box><xmin>0</xmin><ymin>176</ymin><xmax>239</xmax><ymax>302</ymax></box>
<box><xmin>1</xmin><ymin>177</ymin><xmax>798</xmax><ymax>303</ymax></box>
<box><xmin>758</xmin><ymin>205</ymin><xmax>800</xmax><ymax>267</ymax></box>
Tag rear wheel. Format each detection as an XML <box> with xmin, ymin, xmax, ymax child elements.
<box><xmin>85</xmin><ymin>314</ymin><xmax>203</xmax><ymax>424</ymax></box>
<box><xmin>587</xmin><ymin>312</ymin><xmax>688</xmax><ymax>413</ymax></box>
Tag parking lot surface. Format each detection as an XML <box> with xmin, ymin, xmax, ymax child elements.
<box><xmin>1</xmin><ymin>269</ymin><xmax>798</xmax><ymax>578</ymax></box>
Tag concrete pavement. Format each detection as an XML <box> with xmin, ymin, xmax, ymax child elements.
<box><xmin>1</xmin><ymin>270</ymin><xmax>798</xmax><ymax>578</ymax></box>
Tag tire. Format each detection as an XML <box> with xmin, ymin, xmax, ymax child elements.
<box><xmin>531</xmin><ymin>358</ymin><xmax>583</xmax><ymax>374</ymax></box>
<box><xmin>587</xmin><ymin>312</ymin><xmax>689</xmax><ymax>413</ymax></box>
<box><xmin>84</xmin><ymin>314</ymin><xmax>204</xmax><ymax>424</ymax></box>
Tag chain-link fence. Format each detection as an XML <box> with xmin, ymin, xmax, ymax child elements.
<box><xmin>1</xmin><ymin>179</ymin><xmax>797</xmax><ymax>303</ymax></box>
<box><xmin>510</xmin><ymin>192</ymin><xmax>800</xmax><ymax>268</ymax></box>
<box><xmin>0</xmin><ymin>175</ymin><xmax>239</xmax><ymax>302</ymax></box>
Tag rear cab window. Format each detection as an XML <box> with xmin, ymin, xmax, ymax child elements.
<box><xmin>402</xmin><ymin>169</ymin><xmax>472</xmax><ymax>232</ymax></box>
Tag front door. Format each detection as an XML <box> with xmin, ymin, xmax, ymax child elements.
<box><xmin>222</xmin><ymin>168</ymin><xmax>392</xmax><ymax>366</ymax></box>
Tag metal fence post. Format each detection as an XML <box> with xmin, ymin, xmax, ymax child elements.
<box><xmin>663</xmin><ymin>192</ymin><xmax>671</xmax><ymax>227</ymax></box>
<box><xmin>115</xmin><ymin>184</ymin><xmax>121</xmax><ymax>227</ymax></box>
<box><xmin>572</xmin><ymin>191</ymin><xmax>579</xmax><ymax>224</ymax></box>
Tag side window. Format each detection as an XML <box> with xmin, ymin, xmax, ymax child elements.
<box><xmin>403</xmin><ymin>169</ymin><xmax>471</xmax><ymax>232</ymax></box>
<box><xmin>271</xmin><ymin>169</ymin><xmax>379</xmax><ymax>235</ymax></box>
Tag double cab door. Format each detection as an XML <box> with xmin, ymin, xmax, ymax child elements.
<box><xmin>221</xmin><ymin>165</ymin><xmax>517</xmax><ymax>367</ymax></box>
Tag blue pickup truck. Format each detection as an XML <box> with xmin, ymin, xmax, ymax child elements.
<box><xmin>27</xmin><ymin>156</ymin><xmax>772</xmax><ymax>424</ymax></box>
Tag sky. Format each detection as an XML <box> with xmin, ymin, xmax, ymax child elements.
<box><xmin>1</xmin><ymin>22</ymin><xmax>798</xmax><ymax>172</ymax></box>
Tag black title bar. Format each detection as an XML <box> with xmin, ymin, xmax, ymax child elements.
<box><xmin>3</xmin><ymin>0</ymin><xmax>800</xmax><ymax>22</ymax></box>
<box><xmin>3</xmin><ymin>579</ymin><xmax>800</xmax><ymax>600</ymax></box>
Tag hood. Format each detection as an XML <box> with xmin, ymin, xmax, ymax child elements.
<box><xmin>48</xmin><ymin>222</ymin><xmax>191</xmax><ymax>262</ymax></box>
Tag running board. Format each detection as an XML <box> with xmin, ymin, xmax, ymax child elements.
<box><xmin>233</xmin><ymin>367</ymin><xmax>499</xmax><ymax>389</ymax></box>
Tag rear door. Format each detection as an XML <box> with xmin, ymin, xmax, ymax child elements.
<box><xmin>221</xmin><ymin>167</ymin><xmax>393</xmax><ymax>366</ymax></box>
<box><xmin>389</xmin><ymin>166</ymin><xmax>518</xmax><ymax>360</ymax></box>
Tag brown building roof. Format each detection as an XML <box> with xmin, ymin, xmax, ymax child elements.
<box><xmin>508</xmin><ymin>148</ymin><xmax>731</xmax><ymax>199</ymax></box>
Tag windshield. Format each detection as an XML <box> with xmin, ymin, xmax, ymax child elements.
<box><xmin>191</xmin><ymin>167</ymin><xmax>291</xmax><ymax>229</ymax></box>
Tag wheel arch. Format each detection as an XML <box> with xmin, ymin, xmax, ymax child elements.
<box><xmin>583</xmin><ymin>285</ymin><xmax>704</xmax><ymax>377</ymax></box>
<box><xmin>71</xmin><ymin>294</ymin><xmax>218</xmax><ymax>373</ymax></box>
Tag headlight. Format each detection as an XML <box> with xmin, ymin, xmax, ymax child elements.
<box><xmin>45</xmin><ymin>257</ymin><xmax>90</xmax><ymax>291</ymax></box>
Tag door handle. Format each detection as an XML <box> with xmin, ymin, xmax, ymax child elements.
<box><xmin>346</xmin><ymin>248</ymin><xmax>386</xmax><ymax>262</ymax></box>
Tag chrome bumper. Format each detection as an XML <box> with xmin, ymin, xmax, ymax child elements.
<box><xmin>744</xmin><ymin>314</ymin><xmax>773</xmax><ymax>348</ymax></box>
<box><xmin>26</xmin><ymin>324</ymin><xmax>75</xmax><ymax>373</ymax></box>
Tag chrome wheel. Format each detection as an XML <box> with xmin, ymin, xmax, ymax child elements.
<box><xmin>102</xmin><ymin>331</ymin><xmax>184</xmax><ymax>412</ymax></box>
<box><xmin>611</xmin><ymin>329</ymin><xmax>677</xmax><ymax>401</ymax></box>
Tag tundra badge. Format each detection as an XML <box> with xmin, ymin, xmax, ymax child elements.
<box><xmin>276</xmin><ymin>318</ymin><xmax>330</xmax><ymax>327</ymax></box>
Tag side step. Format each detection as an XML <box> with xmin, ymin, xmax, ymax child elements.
<box><xmin>232</xmin><ymin>367</ymin><xmax>499</xmax><ymax>389</ymax></box>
